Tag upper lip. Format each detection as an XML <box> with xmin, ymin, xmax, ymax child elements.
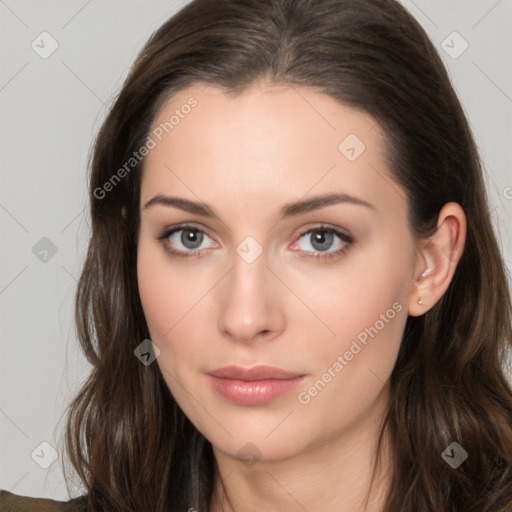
<box><xmin>208</xmin><ymin>365</ymin><xmax>304</xmax><ymax>380</ymax></box>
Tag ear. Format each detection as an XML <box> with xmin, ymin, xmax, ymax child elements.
<box><xmin>408</xmin><ymin>202</ymin><xmax>467</xmax><ymax>317</ymax></box>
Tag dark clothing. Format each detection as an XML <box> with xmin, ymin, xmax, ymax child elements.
<box><xmin>0</xmin><ymin>490</ymin><xmax>87</xmax><ymax>512</ymax></box>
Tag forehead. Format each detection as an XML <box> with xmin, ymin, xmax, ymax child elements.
<box><xmin>140</xmin><ymin>82</ymin><xmax>401</xmax><ymax>218</ymax></box>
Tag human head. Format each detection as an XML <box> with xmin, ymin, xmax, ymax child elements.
<box><xmin>67</xmin><ymin>1</ymin><xmax>512</xmax><ymax>510</ymax></box>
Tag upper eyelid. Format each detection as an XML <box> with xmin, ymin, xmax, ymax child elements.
<box><xmin>299</xmin><ymin>225</ymin><xmax>352</xmax><ymax>240</ymax></box>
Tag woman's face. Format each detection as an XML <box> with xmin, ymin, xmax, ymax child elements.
<box><xmin>137</xmin><ymin>82</ymin><xmax>420</xmax><ymax>462</ymax></box>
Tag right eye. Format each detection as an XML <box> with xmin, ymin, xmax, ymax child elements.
<box><xmin>156</xmin><ymin>224</ymin><xmax>218</xmax><ymax>258</ymax></box>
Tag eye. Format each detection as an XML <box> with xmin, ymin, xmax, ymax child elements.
<box><xmin>156</xmin><ymin>224</ymin><xmax>217</xmax><ymax>258</ymax></box>
<box><xmin>291</xmin><ymin>225</ymin><xmax>353</xmax><ymax>261</ymax></box>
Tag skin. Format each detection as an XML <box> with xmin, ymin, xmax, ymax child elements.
<box><xmin>137</xmin><ymin>81</ymin><xmax>466</xmax><ymax>511</ymax></box>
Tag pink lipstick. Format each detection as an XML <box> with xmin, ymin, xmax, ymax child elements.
<box><xmin>207</xmin><ymin>365</ymin><xmax>307</xmax><ymax>405</ymax></box>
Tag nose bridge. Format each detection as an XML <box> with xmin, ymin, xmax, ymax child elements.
<box><xmin>217</xmin><ymin>241</ymin><xmax>281</xmax><ymax>341</ymax></box>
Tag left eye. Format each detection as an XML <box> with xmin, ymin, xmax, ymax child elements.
<box><xmin>293</xmin><ymin>227</ymin><xmax>352</xmax><ymax>255</ymax></box>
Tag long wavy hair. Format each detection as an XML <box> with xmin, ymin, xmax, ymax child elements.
<box><xmin>63</xmin><ymin>0</ymin><xmax>512</xmax><ymax>510</ymax></box>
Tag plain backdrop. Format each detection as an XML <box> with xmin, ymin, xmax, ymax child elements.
<box><xmin>1</xmin><ymin>0</ymin><xmax>511</xmax><ymax>501</ymax></box>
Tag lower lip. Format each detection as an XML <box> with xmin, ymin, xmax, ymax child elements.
<box><xmin>207</xmin><ymin>375</ymin><xmax>306</xmax><ymax>405</ymax></box>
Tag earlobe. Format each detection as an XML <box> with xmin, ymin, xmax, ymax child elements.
<box><xmin>408</xmin><ymin>202</ymin><xmax>467</xmax><ymax>317</ymax></box>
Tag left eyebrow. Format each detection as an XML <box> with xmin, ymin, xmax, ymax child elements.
<box><xmin>141</xmin><ymin>191</ymin><xmax>377</xmax><ymax>219</ymax></box>
<box><xmin>279</xmin><ymin>192</ymin><xmax>377</xmax><ymax>218</ymax></box>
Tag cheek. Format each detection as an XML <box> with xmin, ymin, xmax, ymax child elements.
<box><xmin>137</xmin><ymin>248</ymin><xmax>174</xmax><ymax>336</ymax></box>
<box><xmin>292</xmin><ymin>269</ymin><xmax>407</xmax><ymax>431</ymax></box>
<box><xmin>290</xmin><ymin>243</ymin><xmax>409</xmax><ymax>347</ymax></box>
<box><xmin>137</xmin><ymin>240</ymin><xmax>202</xmax><ymax>339</ymax></box>
<box><xmin>136</xmin><ymin>241</ymin><xmax>218</xmax><ymax>381</ymax></box>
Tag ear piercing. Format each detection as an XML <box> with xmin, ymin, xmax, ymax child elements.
<box><xmin>418</xmin><ymin>297</ymin><xmax>423</xmax><ymax>305</ymax></box>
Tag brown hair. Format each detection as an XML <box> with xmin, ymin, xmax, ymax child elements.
<box><xmin>64</xmin><ymin>0</ymin><xmax>512</xmax><ymax>510</ymax></box>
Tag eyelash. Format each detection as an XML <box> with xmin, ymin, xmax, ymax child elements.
<box><xmin>155</xmin><ymin>223</ymin><xmax>353</xmax><ymax>262</ymax></box>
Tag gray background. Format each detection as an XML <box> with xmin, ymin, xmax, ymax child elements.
<box><xmin>1</xmin><ymin>0</ymin><xmax>511</xmax><ymax>501</ymax></box>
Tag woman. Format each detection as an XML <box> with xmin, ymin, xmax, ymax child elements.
<box><xmin>2</xmin><ymin>0</ymin><xmax>511</xmax><ymax>510</ymax></box>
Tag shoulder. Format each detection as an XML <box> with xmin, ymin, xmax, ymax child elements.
<box><xmin>0</xmin><ymin>489</ymin><xmax>87</xmax><ymax>512</ymax></box>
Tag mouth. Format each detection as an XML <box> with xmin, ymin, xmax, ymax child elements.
<box><xmin>206</xmin><ymin>365</ymin><xmax>308</xmax><ymax>405</ymax></box>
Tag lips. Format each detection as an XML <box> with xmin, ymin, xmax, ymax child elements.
<box><xmin>207</xmin><ymin>365</ymin><xmax>307</xmax><ymax>405</ymax></box>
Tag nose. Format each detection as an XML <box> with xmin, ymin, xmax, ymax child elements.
<box><xmin>217</xmin><ymin>249</ymin><xmax>285</xmax><ymax>344</ymax></box>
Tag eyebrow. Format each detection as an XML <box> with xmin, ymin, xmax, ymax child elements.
<box><xmin>142</xmin><ymin>192</ymin><xmax>376</xmax><ymax>219</ymax></box>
